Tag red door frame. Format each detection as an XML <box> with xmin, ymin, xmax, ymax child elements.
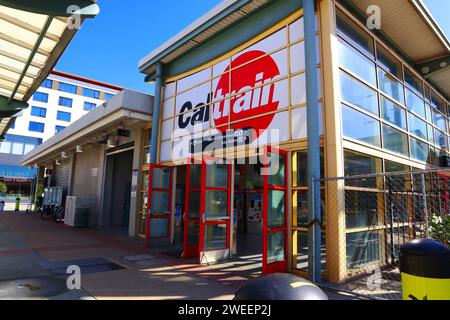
<box><xmin>183</xmin><ymin>160</ymin><xmax>202</xmax><ymax>258</ymax></box>
<box><xmin>262</xmin><ymin>146</ymin><xmax>288</xmax><ymax>274</ymax></box>
<box><xmin>198</xmin><ymin>155</ymin><xmax>232</xmax><ymax>264</ymax></box>
<box><xmin>145</xmin><ymin>164</ymin><xmax>173</xmax><ymax>244</ymax></box>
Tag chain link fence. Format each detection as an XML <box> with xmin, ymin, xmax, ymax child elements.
<box><xmin>316</xmin><ymin>169</ymin><xmax>450</xmax><ymax>300</ymax></box>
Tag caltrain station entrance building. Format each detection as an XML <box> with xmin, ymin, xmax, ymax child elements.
<box><xmin>138</xmin><ymin>0</ymin><xmax>450</xmax><ymax>281</ymax></box>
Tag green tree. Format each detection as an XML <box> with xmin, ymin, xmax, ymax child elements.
<box><xmin>0</xmin><ymin>181</ymin><xmax>7</xmax><ymax>194</ymax></box>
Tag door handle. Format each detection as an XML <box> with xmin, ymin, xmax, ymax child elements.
<box><xmin>203</xmin><ymin>215</ymin><xmax>230</xmax><ymax>223</ymax></box>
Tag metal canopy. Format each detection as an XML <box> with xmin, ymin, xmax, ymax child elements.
<box><xmin>0</xmin><ymin>1</ymin><xmax>99</xmax><ymax>136</ymax></box>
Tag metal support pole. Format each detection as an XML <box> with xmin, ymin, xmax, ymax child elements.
<box><xmin>421</xmin><ymin>174</ymin><xmax>429</xmax><ymax>238</ymax></box>
<box><xmin>150</xmin><ymin>62</ymin><xmax>164</xmax><ymax>165</ymax></box>
<box><xmin>304</xmin><ymin>0</ymin><xmax>322</xmax><ymax>283</ymax></box>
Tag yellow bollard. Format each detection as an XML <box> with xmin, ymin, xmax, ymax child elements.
<box><xmin>400</xmin><ymin>239</ymin><xmax>450</xmax><ymax>300</ymax></box>
<box><xmin>15</xmin><ymin>197</ymin><xmax>20</xmax><ymax>211</ymax></box>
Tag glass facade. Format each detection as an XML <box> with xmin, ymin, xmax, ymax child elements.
<box><xmin>336</xmin><ymin>8</ymin><xmax>450</xmax><ymax>165</ymax></box>
<box><xmin>0</xmin><ymin>135</ymin><xmax>42</xmax><ymax>156</ymax></box>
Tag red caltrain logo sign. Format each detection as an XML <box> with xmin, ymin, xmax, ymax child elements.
<box><xmin>212</xmin><ymin>50</ymin><xmax>280</xmax><ymax>138</ymax></box>
<box><xmin>177</xmin><ymin>50</ymin><xmax>281</xmax><ymax>141</ymax></box>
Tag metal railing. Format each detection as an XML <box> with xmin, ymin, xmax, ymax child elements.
<box><xmin>313</xmin><ymin>168</ymin><xmax>450</xmax><ymax>300</ymax></box>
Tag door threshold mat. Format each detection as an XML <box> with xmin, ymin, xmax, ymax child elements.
<box><xmin>39</xmin><ymin>257</ymin><xmax>126</xmax><ymax>276</ymax></box>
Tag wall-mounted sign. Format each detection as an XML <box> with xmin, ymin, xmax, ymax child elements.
<box><xmin>159</xmin><ymin>16</ymin><xmax>323</xmax><ymax>163</ymax></box>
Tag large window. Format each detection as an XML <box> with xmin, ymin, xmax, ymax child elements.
<box><xmin>0</xmin><ymin>135</ymin><xmax>41</xmax><ymax>155</ymax></box>
<box><xmin>381</xmin><ymin>97</ymin><xmax>406</xmax><ymax>130</ymax></box>
<box><xmin>382</xmin><ymin>124</ymin><xmax>408</xmax><ymax>156</ymax></box>
<box><xmin>84</xmin><ymin>102</ymin><xmax>96</xmax><ymax>111</ymax></box>
<box><xmin>406</xmin><ymin>88</ymin><xmax>425</xmax><ymax>118</ymax></box>
<box><xmin>82</xmin><ymin>87</ymin><xmax>100</xmax><ymax>99</ymax></box>
<box><xmin>410</xmin><ymin>137</ymin><xmax>429</xmax><ymax>162</ymax></box>
<box><xmin>58</xmin><ymin>97</ymin><xmax>73</xmax><ymax>108</ymax></box>
<box><xmin>408</xmin><ymin>113</ymin><xmax>427</xmax><ymax>140</ymax></box>
<box><xmin>29</xmin><ymin>121</ymin><xmax>45</xmax><ymax>133</ymax></box>
<box><xmin>54</xmin><ymin>126</ymin><xmax>65</xmax><ymax>134</ymax></box>
<box><xmin>343</xmin><ymin>151</ymin><xmax>383</xmax><ymax>269</ymax></box>
<box><xmin>376</xmin><ymin>44</ymin><xmax>402</xmax><ymax>80</ymax></box>
<box><xmin>336</xmin><ymin>8</ymin><xmax>374</xmax><ymax>57</ymax></box>
<box><xmin>58</xmin><ymin>82</ymin><xmax>77</xmax><ymax>94</ymax></box>
<box><xmin>56</xmin><ymin>111</ymin><xmax>71</xmax><ymax>122</ymax></box>
<box><xmin>337</xmin><ymin>38</ymin><xmax>376</xmax><ymax>86</ymax></box>
<box><xmin>41</xmin><ymin>79</ymin><xmax>53</xmax><ymax>89</ymax></box>
<box><xmin>378</xmin><ymin>68</ymin><xmax>404</xmax><ymax>105</ymax></box>
<box><xmin>105</xmin><ymin>93</ymin><xmax>115</xmax><ymax>100</ymax></box>
<box><xmin>292</xmin><ymin>149</ymin><xmax>326</xmax><ymax>272</ymax></box>
<box><xmin>340</xmin><ymin>71</ymin><xmax>378</xmax><ymax>115</ymax></box>
<box><xmin>342</xmin><ymin>104</ymin><xmax>380</xmax><ymax>147</ymax></box>
<box><xmin>337</xmin><ymin>6</ymin><xmax>450</xmax><ymax>164</ymax></box>
<box><xmin>31</xmin><ymin>106</ymin><xmax>46</xmax><ymax>118</ymax></box>
<box><xmin>33</xmin><ymin>92</ymin><xmax>48</xmax><ymax>103</ymax></box>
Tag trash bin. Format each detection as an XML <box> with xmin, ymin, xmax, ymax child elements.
<box><xmin>400</xmin><ymin>238</ymin><xmax>450</xmax><ymax>300</ymax></box>
<box><xmin>235</xmin><ymin>273</ymin><xmax>328</xmax><ymax>300</ymax></box>
<box><xmin>14</xmin><ymin>198</ymin><xmax>20</xmax><ymax>211</ymax></box>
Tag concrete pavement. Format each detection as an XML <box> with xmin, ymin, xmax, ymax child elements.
<box><xmin>0</xmin><ymin>211</ymin><xmax>358</xmax><ymax>300</ymax></box>
<box><xmin>0</xmin><ymin>212</ymin><xmax>235</xmax><ymax>300</ymax></box>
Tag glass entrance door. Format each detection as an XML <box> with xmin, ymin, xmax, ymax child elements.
<box><xmin>183</xmin><ymin>162</ymin><xmax>201</xmax><ymax>258</ymax></box>
<box><xmin>199</xmin><ymin>157</ymin><xmax>232</xmax><ymax>265</ymax></box>
<box><xmin>262</xmin><ymin>146</ymin><xmax>288</xmax><ymax>274</ymax></box>
<box><xmin>146</xmin><ymin>164</ymin><xmax>173</xmax><ymax>244</ymax></box>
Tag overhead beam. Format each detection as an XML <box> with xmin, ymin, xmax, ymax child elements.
<box><xmin>418</xmin><ymin>56</ymin><xmax>450</xmax><ymax>78</ymax></box>
<box><xmin>0</xmin><ymin>0</ymin><xmax>100</xmax><ymax>18</ymax></box>
<box><xmin>0</xmin><ymin>32</ymin><xmax>52</xmax><ymax>57</ymax></box>
<box><xmin>0</xmin><ymin>12</ymin><xmax>60</xmax><ymax>42</ymax></box>
<box><xmin>8</xmin><ymin>15</ymin><xmax>53</xmax><ymax>102</ymax></box>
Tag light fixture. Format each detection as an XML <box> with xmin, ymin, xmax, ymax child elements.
<box><xmin>107</xmin><ymin>137</ymin><xmax>117</xmax><ymax>148</ymax></box>
<box><xmin>61</xmin><ymin>151</ymin><xmax>68</xmax><ymax>158</ymax></box>
<box><xmin>55</xmin><ymin>159</ymin><xmax>61</xmax><ymax>165</ymax></box>
<box><xmin>76</xmin><ymin>145</ymin><xmax>83</xmax><ymax>153</ymax></box>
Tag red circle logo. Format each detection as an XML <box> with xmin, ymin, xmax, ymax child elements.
<box><xmin>212</xmin><ymin>50</ymin><xmax>280</xmax><ymax>138</ymax></box>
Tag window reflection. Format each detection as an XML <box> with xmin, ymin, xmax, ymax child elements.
<box><xmin>338</xmin><ymin>39</ymin><xmax>376</xmax><ymax>86</ymax></box>
<box><xmin>342</xmin><ymin>104</ymin><xmax>381</xmax><ymax>147</ymax></box>
<box><xmin>378</xmin><ymin>68</ymin><xmax>404</xmax><ymax>105</ymax></box>
<box><xmin>340</xmin><ymin>72</ymin><xmax>379</xmax><ymax>115</ymax></box>
<box><xmin>408</xmin><ymin>113</ymin><xmax>427</xmax><ymax>140</ymax></box>
<box><xmin>381</xmin><ymin>97</ymin><xmax>406</xmax><ymax>129</ymax></box>
<box><xmin>336</xmin><ymin>8</ymin><xmax>374</xmax><ymax>57</ymax></box>
<box><xmin>382</xmin><ymin>125</ymin><xmax>408</xmax><ymax>156</ymax></box>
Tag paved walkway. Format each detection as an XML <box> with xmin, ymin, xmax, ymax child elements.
<box><xmin>0</xmin><ymin>212</ymin><xmax>236</xmax><ymax>300</ymax></box>
<box><xmin>0</xmin><ymin>212</ymin><xmax>357</xmax><ymax>300</ymax></box>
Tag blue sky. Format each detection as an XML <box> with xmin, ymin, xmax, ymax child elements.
<box><xmin>56</xmin><ymin>0</ymin><xmax>450</xmax><ymax>94</ymax></box>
